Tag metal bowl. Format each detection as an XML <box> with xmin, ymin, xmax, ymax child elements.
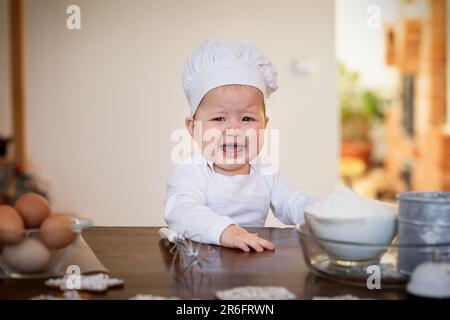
<box><xmin>397</xmin><ymin>192</ymin><xmax>450</xmax><ymax>274</ymax></box>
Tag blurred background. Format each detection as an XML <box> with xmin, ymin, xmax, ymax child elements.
<box><xmin>337</xmin><ymin>0</ymin><xmax>449</xmax><ymax>201</ymax></box>
<box><xmin>0</xmin><ymin>0</ymin><xmax>448</xmax><ymax>227</ymax></box>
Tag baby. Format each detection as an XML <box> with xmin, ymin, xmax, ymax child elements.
<box><xmin>164</xmin><ymin>39</ymin><xmax>315</xmax><ymax>252</ymax></box>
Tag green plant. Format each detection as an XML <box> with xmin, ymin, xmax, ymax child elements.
<box><xmin>338</xmin><ymin>62</ymin><xmax>388</xmax><ymax>142</ymax></box>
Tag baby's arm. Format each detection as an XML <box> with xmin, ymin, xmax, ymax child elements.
<box><xmin>165</xmin><ymin>164</ymin><xmax>274</xmax><ymax>251</ymax></box>
<box><xmin>165</xmin><ymin>164</ymin><xmax>233</xmax><ymax>245</ymax></box>
<box><xmin>270</xmin><ymin>172</ymin><xmax>317</xmax><ymax>225</ymax></box>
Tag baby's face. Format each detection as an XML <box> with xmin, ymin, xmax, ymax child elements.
<box><xmin>187</xmin><ymin>85</ymin><xmax>268</xmax><ymax>174</ymax></box>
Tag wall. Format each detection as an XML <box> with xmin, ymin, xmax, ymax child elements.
<box><xmin>414</xmin><ymin>0</ymin><xmax>449</xmax><ymax>191</ymax></box>
<box><xmin>0</xmin><ymin>0</ymin><xmax>12</xmax><ymax>137</ymax></box>
<box><xmin>24</xmin><ymin>0</ymin><xmax>338</xmax><ymax>226</ymax></box>
<box><xmin>336</xmin><ymin>0</ymin><xmax>400</xmax><ymax>89</ymax></box>
<box><xmin>447</xmin><ymin>0</ymin><xmax>450</xmax><ymax>127</ymax></box>
<box><xmin>385</xmin><ymin>0</ymin><xmax>449</xmax><ymax>191</ymax></box>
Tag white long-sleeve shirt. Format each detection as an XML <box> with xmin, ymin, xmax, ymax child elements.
<box><xmin>164</xmin><ymin>153</ymin><xmax>315</xmax><ymax>245</ymax></box>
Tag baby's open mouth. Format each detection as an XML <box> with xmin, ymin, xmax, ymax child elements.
<box><xmin>222</xmin><ymin>143</ymin><xmax>245</xmax><ymax>155</ymax></box>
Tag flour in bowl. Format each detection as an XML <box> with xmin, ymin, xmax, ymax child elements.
<box><xmin>305</xmin><ymin>187</ymin><xmax>397</xmax><ymax>218</ymax></box>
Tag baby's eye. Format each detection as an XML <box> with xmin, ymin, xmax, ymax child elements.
<box><xmin>242</xmin><ymin>117</ymin><xmax>255</xmax><ymax>122</ymax></box>
<box><xmin>211</xmin><ymin>117</ymin><xmax>226</xmax><ymax>122</ymax></box>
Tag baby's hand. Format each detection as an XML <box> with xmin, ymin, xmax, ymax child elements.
<box><xmin>220</xmin><ymin>225</ymin><xmax>275</xmax><ymax>252</ymax></box>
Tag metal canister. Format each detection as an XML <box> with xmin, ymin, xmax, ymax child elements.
<box><xmin>397</xmin><ymin>192</ymin><xmax>450</xmax><ymax>274</ymax></box>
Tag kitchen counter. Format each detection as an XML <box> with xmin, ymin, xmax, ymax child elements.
<box><xmin>0</xmin><ymin>227</ymin><xmax>408</xmax><ymax>299</ymax></box>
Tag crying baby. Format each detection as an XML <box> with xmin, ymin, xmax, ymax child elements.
<box><xmin>164</xmin><ymin>38</ymin><xmax>315</xmax><ymax>252</ymax></box>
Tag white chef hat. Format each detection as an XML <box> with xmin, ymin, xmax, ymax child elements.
<box><xmin>182</xmin><ymin>38</ymin><xmax>278</xmax><ymax>115</ymax></box>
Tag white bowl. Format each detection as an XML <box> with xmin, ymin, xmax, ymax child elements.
<box><xmin>305</xmin><ymin>212</ymin><xmax>397</xmax><ymax>262</ymax></box>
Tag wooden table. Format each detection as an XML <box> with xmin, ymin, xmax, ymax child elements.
<box><xmin>0</xmin><ymin>227</ymin><xmax>408</xmax><ymax>300</ymax></box>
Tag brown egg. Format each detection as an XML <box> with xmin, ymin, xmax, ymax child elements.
<box><xmin>15</xmin><ymin>193</ymin><xmax>51</xmax><ymax>228</ymax></box>
<box><xmin>0</xmin><ymin>205</ymin><xmax>25</xmax><ymax>244</ymax></box>
<box><xmin>40</xmin><ymin>214</ymin><xmax>77</xmax><ymax>249</ymax></box>
<box><xmin>2</xmin><ymin>237</ymin><xmax>51</xmax><ymax>273</ymax></box>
